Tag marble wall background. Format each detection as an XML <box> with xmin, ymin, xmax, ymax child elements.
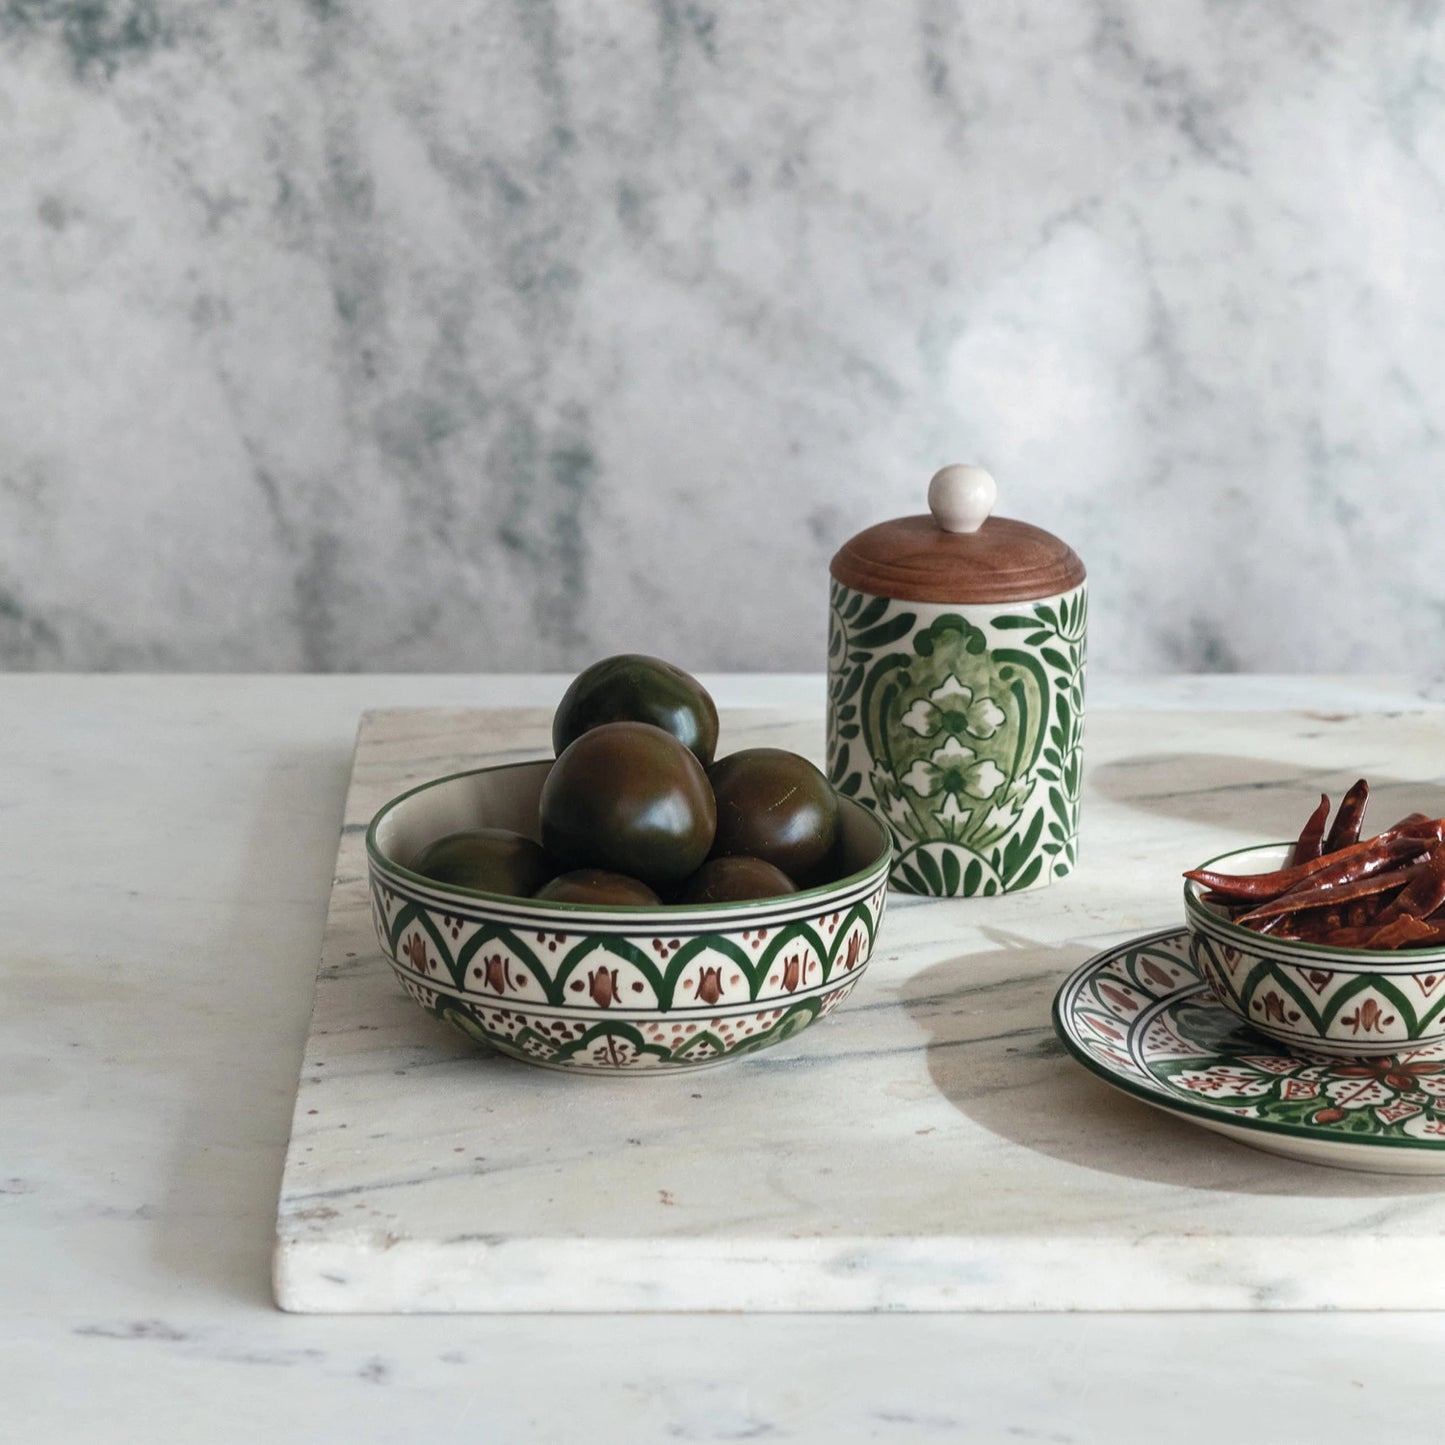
<box><xmin>2</xmin><ymin>2</ymin><xmax>1443</xmax><ymax>674</ymax></box>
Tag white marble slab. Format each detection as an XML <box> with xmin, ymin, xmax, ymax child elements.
<box><xmin>274</xmin><ymin>704</ymin><xmax>1445</xmax><ymax>1312</ymax></box>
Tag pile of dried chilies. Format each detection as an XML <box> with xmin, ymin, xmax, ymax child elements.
<box><xmin>1185</xmin><ymin>780</ymin><xmax>1445</xmax><ymax>950</ymax></box>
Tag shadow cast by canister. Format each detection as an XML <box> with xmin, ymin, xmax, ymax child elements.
<box><xmin>1091</xmin><ymin>750</ymin><xmax>1445</xmax><ymax>840</ymax></box>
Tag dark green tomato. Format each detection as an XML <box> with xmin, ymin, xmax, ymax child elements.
<box><xmin>708</xmin><ymin>748</ymin><xmax>840</xmax><ymax>888</ymax></box>
<box><xmin>552</xmin><ymin>654</ymin><xmax>719</xmax><ymax>766</ymax></box>
<box><xmin>533</xmin><ymin>869</ymin><xmax>662</xmax><ymax>906</ymax></box>
<box><xmin>678</xmin><ymin>855</ymin><xmax>797</xmax><ymax>905</ymax></box>
<box><xmin>411</xmin><ymin>828</ymin><xmax>555</xmax><ymax>897</ymax></box>
<box><xmin>539</xmin><ymin>721</ymin><xmax>717</xmax><ymax>887</ymax></box>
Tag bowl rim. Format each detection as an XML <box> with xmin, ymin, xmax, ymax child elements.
<box><xmin>367</xmin><ymin>757</ymin><xmax>893</xmax><ymax>916</ymax></box>
<box><xmin>1183</xmin><ymin>840</ymin><xmax>1445</xmax><ymax>967</ymax></box>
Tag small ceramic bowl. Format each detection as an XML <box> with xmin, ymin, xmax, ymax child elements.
<box><xmin>366</xmin><ymin>760</ymin><xmax>891</xmax><ymax>1074</ymax></box>
<box><xmin>1184</xmin><ymin>842</ymin><xmax>1445</xmax><ymax>1058</ymax></box>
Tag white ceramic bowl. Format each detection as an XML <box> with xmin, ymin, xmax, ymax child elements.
<box><xmin>1184</xmin><ymin>842</ymin><xmax>1445</xmax><ymax>1057</ymax></box>
<box><xmin>367</xmin><ymin>760</ymin><xmax>891</xmax><ymax>1073</ymax></box>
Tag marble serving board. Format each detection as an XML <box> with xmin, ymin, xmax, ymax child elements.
<box><xmin>274</xmin><ymin>706</ymin><xmax>1445</xmax><ymax>1312</ymax></box>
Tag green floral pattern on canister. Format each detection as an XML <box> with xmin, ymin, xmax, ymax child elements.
<box><xmin>827</xmin><ymin>579</ymin><xmax>1087</xmax><ymax>896</ymax></box>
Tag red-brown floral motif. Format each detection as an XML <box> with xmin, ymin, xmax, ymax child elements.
<box><xmin>1333</xmin><ymin>1054</ymin><xmax>1445</xmax><ymax>1092</ymax></box>
<box><xmin>1140</xmin><ymin>958</ymin><xmax>1175</xmax><ymax>991</ymax></box>
<box><xmin>402</xmin><ymin>934</ymin><xmax>430</xmax><ymax>973</ymax></box>
<box><xmin>1256</xmin><ymin>990</ymin><xmax>1289</xmax><ymax>1024</ymax></box>
<box><xmin>588</xmin><ymin>967</ymin><xmax>620</xmax><ymax>1008</ymax></box>
<box><xmin>1099</xmin><ymin>983</ymin><xmax>1140</xmax><ymax>1013</ymax></box>
<box><xmin>696</xmin><ymin>966</ymin><xmax>723</xmax><ymax>1005</ymax></box>
<box><xmin>1342</xmin><ymin>998</ymin><xmax>1395</xmax><ymax>1034</ymax></box>
<box><xmin>782</xmin><ymin>954</ymin><xmax>800</xmax><ymax>993</ymax></box>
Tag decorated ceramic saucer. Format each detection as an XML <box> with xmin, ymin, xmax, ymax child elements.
<box><xmin>1053</xmin><ymin>928</ymin><xmax>1445</xmax><ymax>1174</ymax></box>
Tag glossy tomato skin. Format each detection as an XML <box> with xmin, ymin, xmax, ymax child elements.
<box><xmin>534</xmin><ymin>869</ymin><xmax>661</xmax><ymax>906</ymax></box>
<box><xmin>552</xmin><ymin>654</ymin><xmax>719</xmax><ymax>765</ymax></box>
<box><xmin>708</xmin><ymin>748</ymin><xmax>840</xmax><ymax>888</ymax></box>
<box><xmin>678</xmin><ymin>855</ymin><xmax>797</xmax><ymax>904</ymax></box>
<box><xmin>539</xmin><ymin>721</ymin><xmax>717</xmax><ymax>887</ymax></box>
<box><xmin>411</xmin><ymin>828</ymin><xmax>555</xmax><ymax>897</ymax></box>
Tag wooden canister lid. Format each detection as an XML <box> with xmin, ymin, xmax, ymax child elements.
<box><xmin>829</xmin><ymin>464</ymin><xmax>1086</xmax><ymax>604</ymax></box>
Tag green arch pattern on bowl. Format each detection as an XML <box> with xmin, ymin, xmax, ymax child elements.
<box><xmin>373</xmin><ymin>881</ymin><xmax>881</xmax><ymax>1009</ymax></box>
<box><xmin>370</xmin><ymin>870</ymin><xmax>887</xmax><ymax>1074</ymax></box>
<box><xmin>1189</xmin><ymin>920</ymin><xmax>1445</xmax><ymax>1056</ymax></box>
<box><xmin>1184</xmin><ymin>841</ymin><xmax>1445</xmax><ymax>1057</ymax></box>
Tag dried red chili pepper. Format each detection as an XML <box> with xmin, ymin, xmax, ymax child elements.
<box><xmin>1279</xmin><ymin>906</ymin><xmax>1344</xmax><ymax>942</ymax></box>
<box><xmin>1373</xmin><ymin>843</ymin><xmax>1445</xmax><ymax>924</ymax></box>
<box><xmin>1185</xmin><ymin>834</ymin><xmax>1423</xmax><ymax>902</ymax></box>
<box><xmin>1365</xmin><ymin>915</ymin><xmax>1445</xmax><ymax>949</ymax></box>
<box><xmin>1291</xmin><ymin>793</ymin><xmax>1330</xmax><ymax>865</ymax></box>
<box><xmin>1236</xmin><ymin>859</ymin><xmax>1428</xmax><ymax>925</ymax></box>
<box><xmin>1380</xmin><ymin>814</ymin><xmax>1445</xmax><ymax>846</ymax></box>
<box><xmin>1343</xmin><ymin>897</ymin><xmax>1382</xmax><ymax>928</ymax></box>
<box><xmin>1186</xmin><ymin>789</ymin><xmax>1445</xmax><ymax>950</ymax></box>
<box><xmin>1322</xmin><ymin>779</ymin><xmax>1369</xmax><ymax>853</ymax></box>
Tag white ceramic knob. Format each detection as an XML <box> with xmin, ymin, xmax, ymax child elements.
<box><xmin>928</xmin><ymin>464</ymin><xmax>997</xmax><ymax>534</ymax></box>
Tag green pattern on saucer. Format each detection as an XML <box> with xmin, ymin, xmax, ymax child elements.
<box><xmin>1055</xmin><ymin>929</ymin><xmax>1445</xmax><ymax>1168</ymax></box>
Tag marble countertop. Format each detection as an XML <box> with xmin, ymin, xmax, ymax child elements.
<box><xmin>6</xmin><ymin>673</ymin><xmax>1444</xmax><ymax>1442</ymax></box>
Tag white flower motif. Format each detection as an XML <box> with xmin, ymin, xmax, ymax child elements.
<box><xmin>900</xmin><ymin>758</ymin><xmax>945</xmax><ymax>797</ymax></box>
<box><xmin>935</xmin><ymin>793</ymin><xmax>973</xmax><ymax>834</ymax></box>
<box><xmin>931</xmin><ymin>675</ymin><xmax>972</xmax><ymax>699</ymax></box>
<box><xmin>963</xmin><ymin>759</ymin><xmax>1006</xmax><ymax>799</ymax></box>
<box><xmin>900</xmin><ymin>700</ymin><xmax>937</xmax><ymax>736</ymax></box>
<box><xmin>871</xmin><ymin>767</ymin><xmax>918</xmax><ymax>835</ymax></box>
<box><xmin>885</xmin><ymin>794</ymin><xmax>915</xmax><ymax>830</ymax></box>
<box><xmin>899</xmin><ymin>675</ymin><xmax>1006</xmax><ymax>742</ymax></box>
<box><xmin>981</xmin><ymin>801</ymin><xmax>1020</xmax><ymax>834</ymax></box>
<box><xmin>899</xmin><ymin>735</ymin><xmax>1006</xmax><ymax>807</ymax></box>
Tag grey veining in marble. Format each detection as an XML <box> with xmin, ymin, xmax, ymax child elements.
<box><xmin>278</xmin><ymin>702</ymin><xmax>1445</xmax><ymax>1312</ymax></box>
<box><xmin>8</xmin><ymin>674</ymin><xmax>1445</xmax><ymax>1438</ymax></box>
<box><xmin>3</xmin><ymin>4</ymin><xmax>1445</xmax><ymax>673</ymax></box>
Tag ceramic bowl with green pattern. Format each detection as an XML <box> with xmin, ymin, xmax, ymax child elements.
<box><xmin>1184</xmin><ymin>843</ymin><xmax>1445</xmax><ymax>1058</ymax></box>
<box><xmin>367</xmin><ymin>760</ymin><xmax>891</xmax><ymax>1074</ymax></box>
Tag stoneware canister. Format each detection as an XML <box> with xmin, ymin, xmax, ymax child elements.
<box><xmin>827</xmin><ymin>464</ymin><xmax>1087</xmax><ymax>898</ymax></box>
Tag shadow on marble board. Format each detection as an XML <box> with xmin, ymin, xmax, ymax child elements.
<box><xmin>899</xmin><ymin>934</ymin><xmax>1445</xmax><ymax>1200</ymax></box>
<box><xmin>1091</xmin><ymin>753</ymin><xmax>1445</xmax><ymax>840</ymax></box>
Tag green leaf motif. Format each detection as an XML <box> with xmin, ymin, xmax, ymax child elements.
<box><xmin>852</xmin><ymin>614</ymin><xmax>916</xmax><ymax>650</ymax></box>
<box><xmin>853</xmin><ymin>594</ymin><xmax>890</xmax><ymax>629</ymax></box>
<box><xmin>942</xmin><ymin>850</ymin><xmax>962</xmax><ymax>894</ymax></box>
<box><xmin>1013</xmin><ymin>856</ymin><xmax>1044</xmax><ymax>890</ymax></box>
<box><xmin>917</xmin><ymin>850</ymin><xmax>945</xmax><ymax>894</ymax></box>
